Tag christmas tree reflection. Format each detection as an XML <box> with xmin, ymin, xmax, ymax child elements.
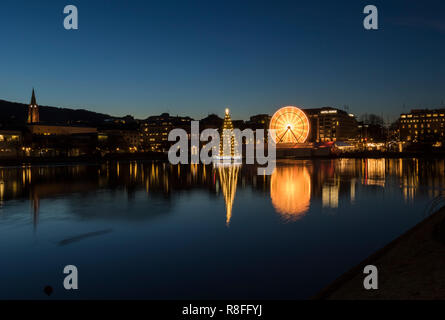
<box><xmin>216</xmin><ymin>164</ymin><xmax>240</xmax><ymax>226</ymax></box>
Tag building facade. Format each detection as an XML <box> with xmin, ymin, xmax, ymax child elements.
<box><xmin>246</xmin><ymin>114</ymin><xmax>271</xmax><ymax>130</ymax></box>
<box><xmin>0</xmin><ymin>130</ymin><xmax>22</xmax><ymax>157</ymax></box>
<box><xmin>399</xmin><ymin>109</ymin><xmax>445</xmax><ymax>144</ymax></box>
<box><xmin>24</xmin><ymin>89</ymin><xmax>98</xmax><ymax>157</ymax></box>
<box><xmin>303</xmin><ymin>107</ymin><xmax>358</xmax><ymax>142</ymax></box>
<box><xmin>357</xmin><ymin>122</ymin><xmax>387</xmax><ymax>142</ymax></box>
<box><xmin>28</xmin><ymin>125</ymin><xmax>97</xmax><ymax>135</ymax></box>
<box><xmin>140</xmin><ymin>113</ymin><xmax>193</xmax><ymax>152</ymax></box>
<box><xmin>98</xmin><ymin>129</ymin><xmax>140</xmax><ymax>152</ymax></box>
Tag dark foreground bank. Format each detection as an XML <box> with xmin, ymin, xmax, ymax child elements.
<box><xmin>314</xmin><ymin>205</ymin><xmax>445</xmax><ymax>299</ymax></box>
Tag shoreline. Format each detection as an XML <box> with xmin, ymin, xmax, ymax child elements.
<box><xmin>313</xmin><ymin>205</ymin><xmax>445</xmax><ymax>300</ymax></box>
<box><xmin>1</xmin><ymin>151</ymin><xmax>444</xmax><ymax>167</ymax></box>
<box><xmin>0</xmin><ymin>152</ymin><xmax>169</xmax><ymax>167</ymax></box>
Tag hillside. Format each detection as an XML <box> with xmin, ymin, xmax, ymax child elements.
<box><xmin>0</xmin><ymin>99</ymin><xmax>114</xmax><ymax>125</ymax></box>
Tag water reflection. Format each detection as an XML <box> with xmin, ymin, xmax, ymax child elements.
<box><xmin>322</xmin><ymin>182</ymin><xmax>339</xmax><ymax>208</ymax></box>
<box><xmin>363</xmin><ymin>158</ymin><xmax>386</xmax><ymax>187</ymax></box>
<box><xmin>0</xmin><ymin>158</ymin><xmax>444</xmax><ymax>227</ymax></box>
<box><xmin>216</xmin><ymin>164</ymin><xmax>241</xmax><ymax>226</ymax></box>
<box><xmin>270</xmin><ymin>164</ymin><xmax>311</xmax><ymax>220</ymax></box>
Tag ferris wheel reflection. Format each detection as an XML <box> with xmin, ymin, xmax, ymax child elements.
<box><xmin>270</xmin><ymin>165</ymin><xmax>311</xmax><ymax>221</ymax></box>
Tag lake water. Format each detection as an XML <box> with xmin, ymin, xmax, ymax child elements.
<box><xmin>0</xmin><ymin>158</ymin><xmax>444</xmax><ymax>299</ymax></box>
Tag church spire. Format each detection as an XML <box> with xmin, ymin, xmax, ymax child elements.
<box><xmin>30</xmin><ymin>88</ymin><xmax>37</xmax><ymax>106</ymax></box>
<box><xmin>27</xmin><ymin>88</ymin><xmax>39</xmax><ymax>124</ymax></box>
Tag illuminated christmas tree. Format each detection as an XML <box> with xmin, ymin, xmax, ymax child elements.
<box><xmin>219</xmin><ymin>108</ymin><xmax>238</xmax><ymax>158</ymax></box>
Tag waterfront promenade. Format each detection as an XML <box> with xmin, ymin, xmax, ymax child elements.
<box><xmin>314</xmin><ymin>205</ymin><xmax>445</xmax><ymax>299</ymax></box>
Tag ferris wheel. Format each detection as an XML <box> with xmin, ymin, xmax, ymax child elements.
<box><xmin>269</xmin><ymin>106</ymin><xmax>310</xmax><ymax>144</ymax></box>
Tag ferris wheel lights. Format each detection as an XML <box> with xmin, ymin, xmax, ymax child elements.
<box><xmin>269</xmin><ymin>106</ymin><xmax>310</xmax><ymax>144</ymax></box>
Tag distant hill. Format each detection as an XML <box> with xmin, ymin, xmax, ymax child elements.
<box><xmin>0</xmin><ymin>99</ymin><xmax>114</xmax><ymax>125</ymax></box>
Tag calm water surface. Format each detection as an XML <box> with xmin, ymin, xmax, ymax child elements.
<box><xmin>0</xmin><ymin>158</ymin><xmax>444</xmax><ymax>299</ymax></box>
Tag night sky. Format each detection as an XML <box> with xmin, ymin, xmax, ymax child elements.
<box><xmin>1</xmin><ymin>0</ymin><xmax>444</xmax><ymax>121</ymax></box>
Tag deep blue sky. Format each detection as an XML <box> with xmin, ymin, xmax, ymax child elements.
<box><xmin>1</xmin><ymin>0</ymin><xmax>444</xmax><ymax>121</ymax></box>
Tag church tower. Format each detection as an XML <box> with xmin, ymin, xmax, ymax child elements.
<box><xmin>27</xmin><ymin>89</ymin><xmax>39</xmax><ymax>123</ymax></box>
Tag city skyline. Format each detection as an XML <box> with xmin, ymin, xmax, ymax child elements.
<box><xmin>2</xmin><ymin>0</ymin><xmax>445</xmax><ymax>306</ymax></box>
<box><xmin>1</xmin><ymin>0</ymin><xmax>445</xmax><ymax>121</ymax></box>
<box><xmin>3</xmin><ymin>87</ymin><xmax>445</xmax><ymax>124</ymax></box>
